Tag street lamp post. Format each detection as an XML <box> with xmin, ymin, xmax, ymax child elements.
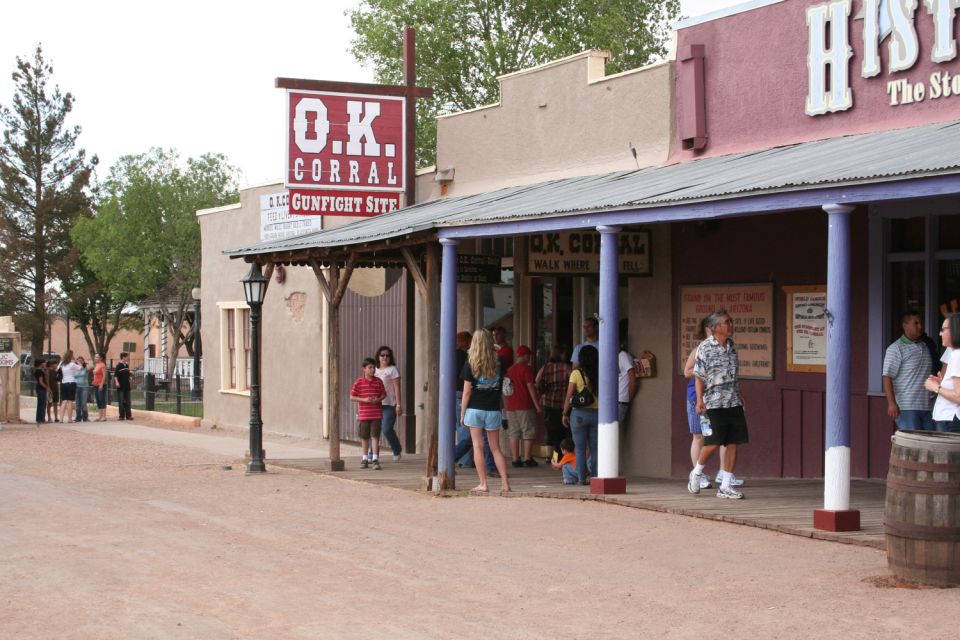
<box><xmin>191</xmin><ymin>287</ymin><xmax>202</xmax><ymax>399</ymax></box>
<box><xmin>241</xmin><ymin>263</ymin><xmax>268</xmax><ymax>474</ymax></box>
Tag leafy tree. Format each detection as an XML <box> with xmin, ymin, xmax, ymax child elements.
<box><xmin>60</xmin><ymin>259</ymin><xmax>138</xmax><ymax>360</ymax></box>
<box><xmin>0</xmin><ymin>45</ymin><xmax>95</xmax><ymax>355</ymax></box>
<box><xmin>72</xmin><ymin>148</ymin><xmax>238</xmax><ymax>376</ymax></box>
<box><xmin>349</xmin><ymin>0</ymin><xmax>681</xmax><ymax>167</ymax></box>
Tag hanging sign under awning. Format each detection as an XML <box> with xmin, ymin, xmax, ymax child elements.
<box><xmin>526</xmin><ymin>230</ymin><xmax>651</xmax><ymax>276</ymax></box>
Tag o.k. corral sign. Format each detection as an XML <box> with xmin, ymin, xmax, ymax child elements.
<box><xmin>286</xmin><ymin>90</ymin><xmax>405</xmax><ymax>217</ymax></box>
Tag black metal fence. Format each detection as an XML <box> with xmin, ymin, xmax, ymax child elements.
<box><xmin>20</xmin><ymin>361</ymin><xmax>203</xmax><ymax>419</ymax></box>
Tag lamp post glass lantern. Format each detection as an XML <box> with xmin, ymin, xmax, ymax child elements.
<box><xmin>242</xmin><ymin>263</ymin><xmax>268</xmax><ymax>474</ymax></box>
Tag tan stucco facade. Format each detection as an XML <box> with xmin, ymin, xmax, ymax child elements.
<box><xmin>198</xmin><ymin>183</ymin><xmax>326</xmax><ymax>439</ymax></box>
<box><xmin>201</xmin><ymin>50</ymin><xmax>677</xmax><ymax>475</ymax></box>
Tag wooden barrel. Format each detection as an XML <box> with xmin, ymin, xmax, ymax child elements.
<box><xmin>885</xmin><ymin>430</ymin><xmax>960</xmax><ymax>587</ymax></box>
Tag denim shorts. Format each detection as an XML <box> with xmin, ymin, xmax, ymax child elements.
<box><xmin>686</xmin><ymin>398</ymin><xmax>701</xmax><ymax>434</ymax></box>
<box><xmin>464</xmin><ymin>408</ymin><xmax>502</xmax><ymax>431</ymax></box>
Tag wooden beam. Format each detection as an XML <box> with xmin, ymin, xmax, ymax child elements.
<box><xmin>276</xmin><ymin>77</ymin><xmax>433</xmax><ymax>99</ymax></box>
<box><xmin>400</xmin><ymin>247</ymin><xmax>427</xmax><ymax>300</ymax></box>
<box><xmin>309</xmin><ymin>258</ymin><xmax>343</xmax><ymax>470</ymax></box>
<box><xmin>330</xmin><ymin>252</ymin><xmax>357</xmax><ymax>309</ymax></box>
<box><xmin>310</xmin><ymin>259</ymin><xmax>332</xmax><ymax>303</ymax></box>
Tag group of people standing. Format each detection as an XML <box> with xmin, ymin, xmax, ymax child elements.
<box><xmin>883</xmin><ymin>308</ymin><xmax>960</xmax><ymax>433</ymax></box>
<box><xmin>33</xmin><ymin>350</ymin><xmax>110</xmax><ymax>423</ymax></box>
<box><xmin>454</xmin><ymin>317</ymin><xmax>639</xmax><ymax>493</ymax></box>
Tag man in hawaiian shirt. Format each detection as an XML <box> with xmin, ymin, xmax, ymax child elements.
<box><xmin>687</xmin><ymin>309</ymin><xmax>748</xmax><ymax>499</ymax></box>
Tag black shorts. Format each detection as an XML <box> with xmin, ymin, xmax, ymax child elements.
<box><xmin>60</xmin><ymin>382</ymin><xmax>77</xmax><ymax>402</ymax></box>
<box><xmin>704</xmin><ymin>406</ymin><xmax>749</xmax><ymax>446</ymax></box>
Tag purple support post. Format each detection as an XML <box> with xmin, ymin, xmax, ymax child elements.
<box><xmin>815</xmin><ymin>203</ymin><xmax>859</xmax><ymax>532</ymax></box>
<box><xmin>594</xmin><ymin>225</ymin><xmax>626</xmax><ymax>493</ymax></box>
<box><xmin>438</xmin><ymin>239</ymin><xmax>458</xmax><ymax>483</ymax></box>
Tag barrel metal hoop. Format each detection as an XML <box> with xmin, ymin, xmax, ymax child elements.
<box><xmin>887</xmin><ymin>476</ymin><xmax>960</xmax><ymax>495</ymax></box>
<box><xmin>885</xmin><ymin>520</ymin><xmax>960</xmax><ymax>542</ymax></box>
<box><xmin>889</xmin><ymin>458</ymin><xmax>960</xmax><ymax>473</ymax></box>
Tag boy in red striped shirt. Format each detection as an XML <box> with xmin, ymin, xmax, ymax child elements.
<box><xmin>351</xmin><ymin>357</ymin><xmax>387</xmax><ymax>470</ymax></box>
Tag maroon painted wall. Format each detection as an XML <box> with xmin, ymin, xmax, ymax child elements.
<box><xmin>672</xmin><ymin>0</ymin><xmax>960</xmax><ymax>162</ymax></box>
<box><xmin>671</xmin><ymin>207</ymin><xmax>895</xmax><ymax>478</ymax></box>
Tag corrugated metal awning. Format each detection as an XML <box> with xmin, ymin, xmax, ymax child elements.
<box><xmin>226</xmin><ymin>119</ymin><xmax>960</xmax><ymax>260</ymax></box>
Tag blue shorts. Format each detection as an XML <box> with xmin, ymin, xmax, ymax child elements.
<box><xmin>464</xmin><ymin>408</ymin><xmax>502</xmax><ymax>431</ymax></box>
<box><xmin>686</xmin><ymin>398</ymin><xmax>702</xmax><ymax>435</ymax></box>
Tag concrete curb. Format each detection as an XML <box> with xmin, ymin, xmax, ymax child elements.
<box><xmin>19</xmin><ymin>395</ymin><xmax>200</xmax><ymax>428</ymax></box>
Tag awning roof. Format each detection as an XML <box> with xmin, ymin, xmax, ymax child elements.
<box><xmin>226</xmin><ymin>118</ymin><xmax>960</xmax><ymax>262</ymax></box>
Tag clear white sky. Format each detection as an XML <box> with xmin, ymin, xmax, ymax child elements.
<box><xmin>0</xmin><ymin>0</ymin><xmax>745</xmax><ymax>187</ymax></box>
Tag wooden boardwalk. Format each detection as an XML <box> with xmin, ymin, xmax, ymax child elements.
<box><xmin>271</xmin><ymin>454</ymin><xmax>887</xmax><ymax>549</ymax></box>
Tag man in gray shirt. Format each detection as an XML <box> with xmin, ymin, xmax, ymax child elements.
<box><xmin>882</xmin><ymin>309</ymin><xmax>935</xmax><ymax>430</ymax></box>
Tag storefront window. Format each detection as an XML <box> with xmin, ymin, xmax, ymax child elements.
<box><xmin>889</xmin><ymin>217</ymin><xmax>925</xmax><ymax>252</ymax></box>
<box><xmin>872</xmin><ymin>210</ymin><xmax>960</xmax><ymax>394</ymax></box>
<box><xmin>889</xmin><ymin>261</ymin><xmax>924</xmax><ymax>342</ymax></box>
<box><xmin>938</xmin><ymin>260</ymin><xmax>960</xmax><ymax>320</ymax></box>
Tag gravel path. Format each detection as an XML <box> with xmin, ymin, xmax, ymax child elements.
<box><xmin>1</xmin><ymin>422</ymin><xmax>956</xmax><ymax>639</ymax></box>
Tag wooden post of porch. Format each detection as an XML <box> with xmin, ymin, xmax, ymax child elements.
<box><xmin>425</xmin><ymin>242</ymin><xmax>442</xmax><ymax>486</ymax></box>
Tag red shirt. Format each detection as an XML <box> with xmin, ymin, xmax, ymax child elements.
<box><xmin>504</xmin><ymin>361</ymin><xmax>536</xmax><ymax>411</ymax></box>
<box><xmin>497</xmin><ymin>344</ymin><xmax>514</xmax><ymax>369</ymax></box>
<box><xmin>351</xmin><ymin>375</ymin><xmax>385</xmax><ymax>421</ymax></box>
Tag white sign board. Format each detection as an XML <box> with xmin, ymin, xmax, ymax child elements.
<box><xmin>0</xmin><ymin>352</ymin><xmax>18</xmax><ymax>367</ymax></box>
<box><xmin>260</xmin><ymin>192</ymin><xmax>323</xmax><ymax>242</ymax></box>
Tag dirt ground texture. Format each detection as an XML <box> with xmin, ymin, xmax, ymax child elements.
<box><xmin>1</xmin><ymin>423</ymin><xmax>957</xmax><ymax>639</ymax></box>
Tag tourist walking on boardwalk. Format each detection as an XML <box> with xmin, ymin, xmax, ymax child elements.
<box><xmin>351</xmin><ymin>357</ymin><xmax>387</xmax><ymax>470</ymax></box>
<box><xmin>59</xmin><ymin>350</ymin><xmax>81</xmax><ymax>423</ymax></box>
<box><xmin>375</xmin><ymin>345</ymin><xmax>403</xmax><ymax>461</ymax></box>
<box><xmin>92</xmin><ymin>353</ymin><xmax>108</xmax><ymax>421</ymax></box>
<box><xmin>688</xmin><ymin>309</ymin><xmax>748</xmax><ymax>499</ymax></box>
<box><xmin>684</xmin><ymin>318</ymin><xmax>715</xmax><ymax>490</ymax></box>
<box><xmin>883</xmin><ymin>309</ymin><xmax>935</xmax><ymax>430</ymax></box>
<box><xmin>505</xmin><ymin>345</ymin><xmax>541</xmax><ymax>467</ymax></box>
<box><xmin>460</xmin><ymin>328</ymin><xmax>511</xmax><ymax>493</ymax></box>
<box><xmin>924</xmin><ymin>313</ymin><xmax>960</xmax><ymax>432</ymax></box>
<box><xmin>34</xmin><ymin>358</ymin><xmax>49</xmax><ymax>423</ymax></box>
<box><xmin>74</xmin><ymin>356</ymin><xmax>91</xmax><ymax>422</ymax></box>
<box><xmin>454</xmin><ymin>331</ymin><xmax>496</xmax><ymax>472</ymax></box>
<box><xmin>536</xmin><ymin>345</ymin><xmax>571</xmax><ymax>463</ymax></box>
<box><xmin>562</xmin><ymin>344</ymin><xmax>599</xmax><ymax>485</ymax></box>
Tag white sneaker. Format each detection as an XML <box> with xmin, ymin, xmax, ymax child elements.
<box><xmin>727</xmin><ymin>473</ymin><xmax>744</xmax><ymax>487</ymax></box>
<box><xmin>717</xmin><ymin>486</ymin><xmax>744</xmax><ymax>499</ymax></box>
<box><xmin>698</xmin><ymin>474</ymin><xmax>712</xmax><ymax>489</ymax></box>
<box><xmin>393</xmin><ymin>454</ymin><xmax>401</xmax><ymax>462</ymax></box>
<box><xmin>687</xmin><ymin>469</ymin><xmax>702</xmax><ymax>494</ymax></box>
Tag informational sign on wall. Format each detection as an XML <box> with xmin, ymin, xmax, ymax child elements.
<box><xmin>0</xmin><ymin>337</ymin><xmax>17</xmax><ymax>368</ymax></box>
<box><xmin>457</xmin><ymin>254</ymin><xmax>502</xmax><ymax>284</ymax></box>
<box><xmin>678</xmin><ymin>283</ymin><xmax>774</xmax><ymax>380</ymax></box>
<box><xmin>527</xmin><ymin>230</ymin><xmax>651</xmax><ymax>276</ymax></box>
<box><xmin>785</xmin><ymin>285</ymin><xmax>827</xmax><ymax>372</ymax></box>
<box><xmin>260</xmin><ymin>192</ymin><xmax>323</xmax><ymax>241</ymax></box>
<box><xmin>286</xmin><ymin>90</ymin><xmax>404</xmax><ymax>216</ymax></box>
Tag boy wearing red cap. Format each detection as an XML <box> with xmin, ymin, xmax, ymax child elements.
<box><xmin>505</xmin><ymin>345</ymin><xmax>542</xmax><ymax>467</ymax></box>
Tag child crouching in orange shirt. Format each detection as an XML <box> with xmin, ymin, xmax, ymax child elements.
<box><xmin>552</xmin><ymin>437</ymin><xmax>579</xmax><ymax>485</ymax></box>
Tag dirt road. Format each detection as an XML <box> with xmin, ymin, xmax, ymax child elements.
<box><xmin>1</xmin><ymin>423</ymin><xmax>955</xmax><ymax>639</ymax></box>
